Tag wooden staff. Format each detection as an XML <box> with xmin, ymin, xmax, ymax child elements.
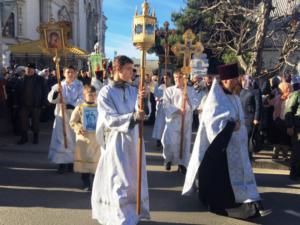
<box><xmin>53</xmin><ymin>49</ymin><xmax>68</xmax><ymax>149</ymax></box>
<box><xmin>136</xmin><ymin>50</ymin><xmax>146</xmax><ymax>215</ymax></box>
<box><xmin>179</xmin><ymin>74</ymin><xmax>188</xmax><ymax>159</ymax></box>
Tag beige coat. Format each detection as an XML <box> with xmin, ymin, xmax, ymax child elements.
<box><xmin>70</xmin><ymin>103</ymin><xmax>100</xmax><ymax>174</ymax></box>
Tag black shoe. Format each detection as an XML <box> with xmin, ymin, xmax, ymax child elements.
<box><xmin>17</xmin><ymin>136</ymin><xmax>28</xmax><ymax>145</ymax></box>
<box><xmin>33</xmin><ymin>133</ymin><xmax>39</xmax><ymax>144</ymax></box>
<box><xmin>178</xmin><ymin>165</ymin><xmax>187</xmax><ymax>175</ymax></box>
<box><xmin>253</xmin><ymin>201</ymin><xmax>272</xmax><ymax>218</ymax></box>
<box><xmin>165</xmin><ymin>162</ymin><xmax>171</xmax><ymax>171</ymax></box>
<box><xmin>57</xmin><ymin>164</ymin><xmax>66</xmax><ymax>174</ymax></box>
<box><xmin>67</xmin><ymin>163</ymin><xmax>74</xmax><ymax>172</ymax></box>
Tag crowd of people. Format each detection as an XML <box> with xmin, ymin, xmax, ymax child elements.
<box><xmin>0</xmin><ymin>56</ymin><xmax>300</xmax><ymax>224</ymax></box>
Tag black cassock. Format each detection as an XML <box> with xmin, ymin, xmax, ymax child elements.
<box><xmin>198</xmin><ymin>120</ymin><xmax>241</xmax><ymax>215</ymax></box>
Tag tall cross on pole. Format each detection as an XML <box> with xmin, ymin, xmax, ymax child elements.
<box><xmin>171</xmin><ymin>29</ymin><xmax>204</xmax><ymax>159</ymax></box>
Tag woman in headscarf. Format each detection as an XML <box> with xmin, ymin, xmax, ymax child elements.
<box><xmin>271</xmin><ymin>81</ymin><xmax>293</xmax><ymax>159</ymax></box>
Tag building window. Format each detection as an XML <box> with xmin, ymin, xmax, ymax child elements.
<box><xmin>2</xmin><ymin>13</ymin><xmax>15</xmax><ymax>37</ymax></box>
<box><xmin>17</xmin><ymin>6</ymin><xmax>23</xmax><ymax>36</ymax></box>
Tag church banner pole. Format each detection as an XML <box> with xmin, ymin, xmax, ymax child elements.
<box><xmin>133</xmin><ymin>1</ymin><xmax>156</xmax><ymax>215</ymax></box>
<box><xmin>53</xmin><ymin>49</ymin><xmax>68</xmax><ymax>149</ymax></box>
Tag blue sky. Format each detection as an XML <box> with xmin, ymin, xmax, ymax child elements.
<box><xmin>103</xmin><ymin>0</ymin><xmax>186</xmax><ymax>60</ymax></box>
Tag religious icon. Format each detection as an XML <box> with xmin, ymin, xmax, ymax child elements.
<box><xmin>82</xmin><ymin>106</ymin><xmax>98</xmax><ymax>132</ymax></box>
<box><xmin>45</xmin><ymin>29</ymin><xmax>64</xmax><ymax>49</ymax></box>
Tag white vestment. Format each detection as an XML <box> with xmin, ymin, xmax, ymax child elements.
<box><xmin>152</xmin><ymin>84</ymin><xmax>167</xmax><ymax>140</ymax></box>
<box><xmin>161</xmin><ymin>85</ymin><xmax>200</xmax><ymax>167</ymax></box>
<box><xmin>91</xmin><ymin>82</ymin><xmax>150</xmax><ymax>225</ymax></box>
<box><xmin>183</xmin><ymin>79</ymin><xmax>261</xmax><ymax>203</ymax></box>
<box><xmin>91</xmin><ymin>77</ymin><xmax>104</xmax><ymax>95</ymax></box>
<box><xmin>48</xmin><ymin>80</ymin><xmax>83</xmax><ymax>164</ymax></box>
<box><xmin>197</xmin><ymin>88</ymin><xmax>209</xmax><ymax>122</ymax></box>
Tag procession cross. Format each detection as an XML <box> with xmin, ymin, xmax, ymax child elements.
<box><xmin>171</xmin><ymin>29</ymin><xmax>204</xmax><ymax>159</ymax></box>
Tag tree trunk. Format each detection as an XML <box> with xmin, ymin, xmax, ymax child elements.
<box><xmin>248</xmin><ymin>0</ymin><xmax>273</xmax><ymax>77</ymax></box>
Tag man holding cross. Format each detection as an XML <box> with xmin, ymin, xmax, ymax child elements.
<box><xmin>161</xmin><ymin>70</ymin><xmax>199</xmax><ymax>173</ymax></box>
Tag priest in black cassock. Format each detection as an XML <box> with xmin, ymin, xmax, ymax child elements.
<box><xmin>183</xmin><ymin>63</ymin><xmax>271</xmax><ymax>219</ymax></box>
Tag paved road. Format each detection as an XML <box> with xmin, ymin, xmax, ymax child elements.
<box><xmin>0</xmin><ymin>122</ymin><xmax>299</xmax><ymax>225</ymax></box>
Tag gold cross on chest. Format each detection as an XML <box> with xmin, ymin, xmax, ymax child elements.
<box><xmin>171</xmin><ymin>29</ymin><xmax>204</xmax><ymax>75</ymax></box>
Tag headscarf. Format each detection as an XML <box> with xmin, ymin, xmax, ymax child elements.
<box><xmin>278</xmin><ymin>82</ymin><xmax>293</xmax><ymax>100</ymax></box>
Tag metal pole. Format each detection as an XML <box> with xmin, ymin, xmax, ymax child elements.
<box><xmin>136</xmin><ymin>49</ymin><xmax>146</xmax><ymax>215</ymax></box>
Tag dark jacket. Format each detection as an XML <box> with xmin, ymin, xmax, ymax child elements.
<box><xmin>18</xmin><ymin>74</ymin><xmax>48</xmax><ymax>108</ymax></box>
<box><xmin>6</xmin><ymin>73</ymin><xmax>22</xmax><ymax>107</ymax></box>
<box><xmin>240</xmin><ymin>88</ymin><xmax>262</xmax><ymax>128</ymax></box>
<box><xmin>285</xmin><ymin>91</ymin><xmax>300</xmax><ymax>129</ymax></box>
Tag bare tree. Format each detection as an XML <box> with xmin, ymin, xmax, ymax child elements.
<box><xmin>194</xmin><ymin>0</ymin><xmax>300</xmax><ymax>77</ymax></box>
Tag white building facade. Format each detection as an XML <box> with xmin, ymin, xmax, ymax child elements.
<box><xmin>1</xmin><ymin>0</ymin><xmax>106</xmax><ymax>68</ymax></box>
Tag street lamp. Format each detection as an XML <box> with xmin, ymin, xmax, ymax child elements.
<box><xmin>132</xmin><ymin>0</ymin><xmax>156</xmax><ymax>215</ymax></box>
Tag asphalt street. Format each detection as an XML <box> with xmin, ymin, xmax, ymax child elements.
<box><xmin>0</xmin><ymin>121</ymin><xmax>299</xmax><ymax>225</ymax></box>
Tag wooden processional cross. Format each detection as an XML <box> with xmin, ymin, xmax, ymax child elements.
<box><xmin>171</xmin><ymin>29</ymin><xmax>204</xmax><ymax>159</ymax></box>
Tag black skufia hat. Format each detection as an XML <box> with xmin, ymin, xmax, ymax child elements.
<box><xmin>27</xmin><ymin>63</ymin><xmax>36</xmax><ymax>69</ymax></box>
<box><xmin>218</xmin><ymin>63</ymin><xmax>239</xmax><ymax>80</ymax></box>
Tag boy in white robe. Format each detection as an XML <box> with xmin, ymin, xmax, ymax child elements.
<box><xmin>48</xmin><ymin>66</ymin><xmax>83</xmax><ymax>173</ymax></box>
<box><xmin>152</xmin><ymin>74</ymin><xmax>172</xmax><ymax>147</ymax></box>
<box><xmin>161</xmin><ymin>71</ymin><xmax>200</xmax><ymax>174</ymax></box>
<box><xmin>92</xmin><ymin>55</ymin><xmax>150</xmax><ymax>225</ymax></box>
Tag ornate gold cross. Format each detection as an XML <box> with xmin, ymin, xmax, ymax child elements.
<box><xmin>171</xmin><ymin>29</ymin><xmax>204</xmax><ymax>75</ymax></box>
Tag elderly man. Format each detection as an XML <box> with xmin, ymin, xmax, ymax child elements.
<box><xmin>183</xmin><ymin>63</ymin><xmax>271</xmax><ymax>219</ymax></box>
<box><xmin>17</xmin><ymin>63</ymin><xmax>48</xmax><ymax>144</ymax></box>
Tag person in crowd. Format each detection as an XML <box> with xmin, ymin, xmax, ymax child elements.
<box><xmin>271</xmin><ymin>82</ymin><xmax>293</xmax><ymax>159</ymax></box>
<box><xmin>0</xmin><ymin>68</ymin><xmax>8</xmax><ymax>118</ymax></box>
<box><xmin>91</xmin><ymin>55</ymin><xmax>150</xmax><ymax>225</ymax></box>
<box><xmin>285</xmin><ymin>84</ymin><xmax>300</xmax><ymax>180</ymax></box>
<box><xmin>196</xmin><ymin>64</ymin><xmax>218</xmax><ymax>123</ymax></box>
<box><xmin>70</xmin><ymin>85</ymin><xmax>100</xmax><ymax>191</ymax></box>
<box><xmin>48</xmin><ymin>69</ymin><xmax>58</xmax><ymax>89</ymax></box>
<box><xmin>152</xmin><ymin>74</ymin><xmax>172</xmax><ymax>147</ymax></box>
<box><xmin>6</xmin><ymin>66</ymin><xmax>24</xmax><ymax>134</ymax></box>
<box><xmin>183</xmin><ymin>63</ymin><xmax>271</xmax><ymax>219</ymax></box>
<box><xmin>39</xmin><ymin>68</ymin><xmax>53</xmax><ymax>122</ymax></box>
<box><xmin>291</xmin><ymin>75</ymin><xmax>300</xmax><ymax>91</ymax></box>
<box><xmin>131</xmin><ymin>68</ymin><xmax>140</xmax><ymax>88</ymax></box>
<box><xmin>17</xmin><ymin>63</ymin><xmax>48</xmax><ymax>144</ymax></box>
<box><xmin>48</xmin><ymin>65</ymin><xmax>83</xmax><ymax>174</ymax></box>
<box><xmin>240</xmin><ymin>75</ymin><xmax>262</xmax><ymax>160</ymax></box>
<box><xmin>145</xmin><ymin>74</ymin><xmax>156</xmax><ymax>125</ymax></box>
<box><xmin>161</xmin><ymin>70</ymin><xmax>200</xmax><ymax>174</ymax></box>
<box><xmin>260</xmin><ymin>76</ymin><xmax>279</xmax><ymax>144</ymax></box>
<box><xmin>91</xmin><ymin>70</ymin><xmax>104</xmax><ymax>95</ymax></box>
<box><xmin>78</xmin><ymin>69</ymin><xmax>91</xmax><ymax>86</ymax></box>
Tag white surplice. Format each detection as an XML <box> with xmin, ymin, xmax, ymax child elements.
<box><xmin>91</xmin><ymin>82</ymin><xmax>150</xmax><ymax>225</ymax></box>
<box><xmin>161</xmin><ymin>85</ymin><xmax>200</xmax><ymax>167</ymax></box>
<box><xmin>48</xmin><ymin>80</ymin><xmax>83</xmax><ymax>164</ymax></box>
<box><xmin>183</xmin><ymin>79</ymin><xmax>261</xmax><ymax>204</ymax></box>
<box><xmin>91</xmin><ymin>77</ymin><xmax>104</xmax><ymax>95</ymax></box>
<box><xmin>152</xmin><ymin>84</ymin><xmax>167</xmax><ymax>140</ymax></box>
